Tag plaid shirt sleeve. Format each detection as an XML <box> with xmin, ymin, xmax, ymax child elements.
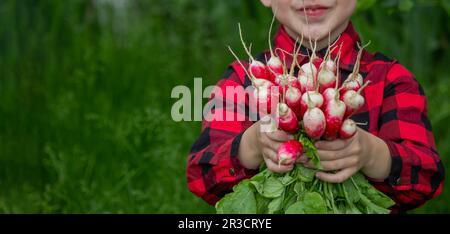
<box><xmin>186</xmin><ymin>62</ymin><xmax>258</xmax><ymax>205</ymax></box>
<box><xmin>370</xmin><ymin>63</ymin><xmax>445</xmax><ymax>211</ymax></box>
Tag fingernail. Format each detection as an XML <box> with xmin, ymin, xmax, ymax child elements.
<box><xmin>314</xmin><ymin>142</ymin><xmax>320</xmax><ymax>148</ymax></box>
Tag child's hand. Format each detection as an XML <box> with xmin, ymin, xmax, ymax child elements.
<box><xmin>238</xmin><ymin>118</ymin><xmax>295</xmax><ymax>173</ymax></box>
<box><xmin>301</xmin><ymin>128</ymin><xmax>391</xmax><ymax>183</ymax></box>
<box><xmin>255</xmin><ymin>125</ymin><xmax>295</xmax><ymax>174</ymax></box>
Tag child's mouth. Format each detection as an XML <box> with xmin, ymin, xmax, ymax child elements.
<box><xmin>298</xmin><ymin>5</ymin><xmax>329</xmax><ymax>19</ymax></box>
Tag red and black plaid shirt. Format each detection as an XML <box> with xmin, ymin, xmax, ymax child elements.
<box><xmin>186</xmin><ymin>22</ymin><xmax>444</xmax><ymax>212</ymax></box>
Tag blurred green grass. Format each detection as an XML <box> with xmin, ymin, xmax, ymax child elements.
<box><xmin>0</xmin><ymin>0</ymin><xmax>448</xmax><ymax>213</ymax></box>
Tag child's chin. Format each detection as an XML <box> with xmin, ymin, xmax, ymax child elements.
<box><xmin>301</xmin><ymin>27</ymin><xmax>328</xmax><ymax>41</ymax></box>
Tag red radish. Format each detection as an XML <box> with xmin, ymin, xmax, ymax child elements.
<box><xmin>302</xmin><ymin>93</ymin><xmax>326</xmax><ymax>140</ymax></box>
<box><xmin>298</xmin><ymin>6</ymin><xmax>325</xmax><ymax>140</ymax></box>
<box><xmin>322</xmin><ymin>95</ymin><xmax>346</xmax><ymax>140</ymax></box>
<box><xmin>323</xmin><ymin>99</ymin><xmax>346</xmax><ymax>140</ymax></box>
<box><xmin>323</xmin><ymin>60</ymin><xmax>336</xmax><ymax>74</ymax></box>
<box><xmin>318</xmin><ymin>42</ymin><xmax>341</xmax><ymax>93</ymax></box>
<box><xmin>276</xmin><ymin>103</ymin><xmax>299</xmax><ymax>134</ymax></box>
<box><xmin>298</xmin><ymin>68</ymin><xmax>316</xmax><ymax>93</ymax></box>
<box><xmin>317</xmin><ymin>68</ymin><xmax>335</xmax><ymax>93</ymax></box>
<box><xmin>275</xmin><ymin>37</ymin><xmax>303</xmax><ymax>97</ymax></box>
<box><xmin>340</xmin><ymin>41</ymin><xmax>370</xmax><ymax>97</ymax></box>
<box><xmin>250</xmin><ymin>77</ymin><xmax>277</xmax><ymax>115</ymax></box>
<box><xmin>322</xmin><ymin>33</ymin><xmax>342</xmax><ymax>73</ymax></box>
<box><xmin>322</xmin><ymin>88</ymin><xmax>337</xmax><ymax>103</ymax></box>
<box><xmin>286</xmin><ymin>75</ymin><xmax>301</xmax><ymax>90</ymax></box>
<box><xmin>299</xmin><ymin>39</ymin><xmax>320</xmax><ymax>93</ymax></box>
<box><xmin>340</xmin><ymin>119</ymin><xmax>357</xmax><ymax>139</ymax></box>
<box><xmin>277</xmin><ymin>140</ymin><xmax>303</xmax><ymax>166</ymax></box>
<box><xmin>299</xmin><ymin>39</ymin><xmax>324</xmax><ymax>117</ymax></box>
<box><xmin>339</xmin><ymin>77</ymin><xmax>363</xmax><ymax>97</ymax></box>
<box><xmin>228</xmin><ymin>46</ymin><xmax>276</xmax><ymax>114</ymax></box>
<box><xmin>267</xmin><ymin>58</ymin><xmax>283</xmax><ymax>83</ymax></box>
<box><xmin>342</xmin><ymin>81</ymin><xmax>371</xmax><ymax>118</ymax></box>
<box><xmin>238</xmin><ymin>24</ymin><xmax>270</xmax><ymax>80</ymax></box>
<box><xmin>322</xmin><ymin>50</ymin><xmax>342</xmax><ymax>103</ymax></box>
<box><xmin>283</xmin><ymin>40</ymin><xmax>304</xmax><ymax>119</ymax></box>
<box><xmin>255</xmin><ymin>84</ymin><xmax>277</xmax><ymax>115</ymax></box>
<box><xmin>227</xmin><ymin>46</ymin><xmax>274</xmax><ymax>89</ymax></box>
<box><xmin>249</xmin><ymin>61</ymin><xmax>268</xmax><ymax>80</ymax></box>
<box><xmin>275</xmin><ymin>74</ymin><xmax>301</xmax><ymax>92</ymax></box>
<box><xmin>266</xmin><ymin>14</ymin><xmax>284</xmax><ymax>81</ymax></box>
<box><xmin>252</xmin><ymin>77</ymin><xmax>273</xmax><ymax>88</ymax></box>
<box><xmin>286</xmin><ymin>35</ymin><xmax>303</xmax><ymax>90</ymax></box>
<box><xmin>322</xmin><ymin>62</ymin><xmax>347</xmax><ymax>140</ymax></box>
<box><xmin>274</xmin><ymin>57</ymin><xmax>291</xmax><ymax>98</ymax></box>
<box><xmin>300</xmin><ymin>91</ymin><xmax>323</xmax><ymax>117</ymax></box>
<box><xmin>285</xmin><ymin>86</ymin><xmax>302</xmax><ymax>119</ymax></box>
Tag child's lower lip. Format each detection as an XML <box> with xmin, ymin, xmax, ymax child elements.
<box><xmin>298</xmin><ymin>7</ymin><xmax>329</xmax><ymax>19</ymax></box>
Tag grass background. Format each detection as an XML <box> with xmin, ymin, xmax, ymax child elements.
<box><xmin>0</xmin><ymin>0</ymin><xmax>448</xmax><ymax>213</ymax></box>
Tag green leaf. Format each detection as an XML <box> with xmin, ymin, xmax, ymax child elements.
<box><xmin>302</xmin><ymin>192</ymin><xmax>327</xmax><ymax>214</ymax></box>
<box><xmin>350</xmin><ymin>175</ymin><xmax>395</xmax><ymax>209</ymax></box>
<box><xmin>333</xmin><ymin>183</ymin><xmax>345</xmax><ymax>199</ymax></box>
<box><xmin>298</xmin><ymin>133</ymin><xmax>322</xmax><ymax>169</ymax></box>
<box><xmin>250</xmin><ymin>180</ymin><xmax>264</xmax><ymax>195</ymax></box>
<box><xmin>262</xmin><ymin>177</ymin><xmax>284</xmax><ymax>198</ymax></box>
<box><xmin>283</xmin><ymin>193</ymin><xmax>298</xmax><ymax>211</ymax></box>
<box><xmin>285</xmin><ymin>201</ymin><xmax>306</xmax><ymax>214</ymax></box>
<box><xmin>346</xmin><ymin>204</ymin><xmax>363</xmax><ymax>214</ymax></box>
<box><xmin>286</xmin><ymin>192</ymin><xmax>327</xmax><ymax>214</ymax></box>
<box><xmin>255</xmin><ymin>194</ymin><xmax>271</xmax><ymax>214</ymax></box>
<box><xmin>250</xmin><ymin>171</ymin><xmax>266</xmax><ymax>182</ymax></box>
<box><xmin>268</xmin><ymin>195</ymin><xmax>284</xmax><ymax>214</ymax></box>
<box><xmin>280</xmin><ymin>175</ymin><xmax>295</xmax><ymax>186</ymax></box>
<box><xmin>294</xmin><ymin>181</ymin><xmax>306</xmax><ymax>196</ymax></box>
<box><xmin>363</xmin><ymin>187</ymin><xmax>395</xmax><ymax>209</ymax></box>
<box><xmin>336</xmin><ymin>202</ymin><xmax>348</xmax><ymax>214</ymax></box>
<box><xmin>351</xmin><ymin>172</ymin><xmax>369</xmax><ymax>186</ymax></box>
<box><xmin>249</xmin><ymin>171</ymin><xmax>266</xmax><ymax>195</ymax></box>
<box><xmin>216</xmin><ymin>181</ymin><xmax>257</xmax><ymax>214</ymax></box>
<box><xmin>358</xmin><ymin>193</ymin><xmax>391</xmax><ymax>214</ymax></box>
<box><xmin>259</xmin><ymin>163</ymin><xmax>268</xmax><ymax>171</ymax></box>
<box><xmin>343</xmin><ymin>179</ymin><xmax>360</xmax><ymax>203</ymax></box>
<box><xmin>297</xmin><ymin>165</ymin><xmax>316</xmax><ymax>182</ymax></box>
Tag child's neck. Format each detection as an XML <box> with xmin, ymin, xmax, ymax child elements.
<box><xmin>285</xmin><ymin>20</ymin><xmax>350</xmax><ymax>51</ymax></box>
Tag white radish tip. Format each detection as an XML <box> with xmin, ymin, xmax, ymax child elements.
<box><xmin>278</xmin><ymin>103</ymin><xmax>288</xmax><ymax>116</ymax></box>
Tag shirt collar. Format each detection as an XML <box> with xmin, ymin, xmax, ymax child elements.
<box><xmin>273</xmin><ymin>21</ymin><xmax>361</xmax><ymax>72</ymax></box>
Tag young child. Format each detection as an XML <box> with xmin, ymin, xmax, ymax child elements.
<box><xmin>187</xmin><ymin>0</ymin><xmax>444</xmax><ymax>213</ymax></box>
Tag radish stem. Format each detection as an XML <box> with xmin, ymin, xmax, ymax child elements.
<box><xmin>227</xmin><ymin>46</ymin><xmax>254</xmax><ymax>82</ymax></box>
<box><xmin>238</xmin><ymin>23</ymin><xmax>255</xmax><ymax>61</ymax></box>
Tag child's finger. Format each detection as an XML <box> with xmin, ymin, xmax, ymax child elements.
<box><xmin>316</xmin><ymin>149</ymin><xmax>350</xmax><ymax>161</ymax></box>
<box><xmin>319</xmin><ymin>156</ymin><xmax>357</xmax><ymax>171</ymax></box>
<box><xmin>265</xmin><ymin>130</ymin><xmax>294</xmax><ymax>142</ymax></box>
<box><xmin>261</xmin><ymin>134</ymin><xmax>282</xmax><ymax>152</ymax></box>
<box><xmin>262</xmin><ymin>148</ymin><xmax>278</xmax><ymax>163</ymax></box>
<box><xmin>295</xmin><ymin>154</ymin><xmax>310</xmax><ymax>163</ymax></box>
<box><xmin>264</xmin><ymin>157</ymin><xmax>294</xmax><ymax>174</ymax></box>
<box><xmin>314</xmin><ymin>138</ymin><xmax>353</xmax><ymax>151</ymax></box>
<box><xmin>303</xmin><ymin>160</ymin><xmax>316</xmax><ymax>169</ymax></box>
<box><xmin>315</xmin><ymin>167</ymin><xmax>357</xmax><ymax>183</ymax></box>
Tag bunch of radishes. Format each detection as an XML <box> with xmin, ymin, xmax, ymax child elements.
<box><xmin>217</xmin><ymin>16</ymin><xmax>395</xmax><ymax>214</ymax></box>
<box><xmin>229</xmin><ymin>23</ymin><xmax>370</xmax><ymax>166</ymax></box>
